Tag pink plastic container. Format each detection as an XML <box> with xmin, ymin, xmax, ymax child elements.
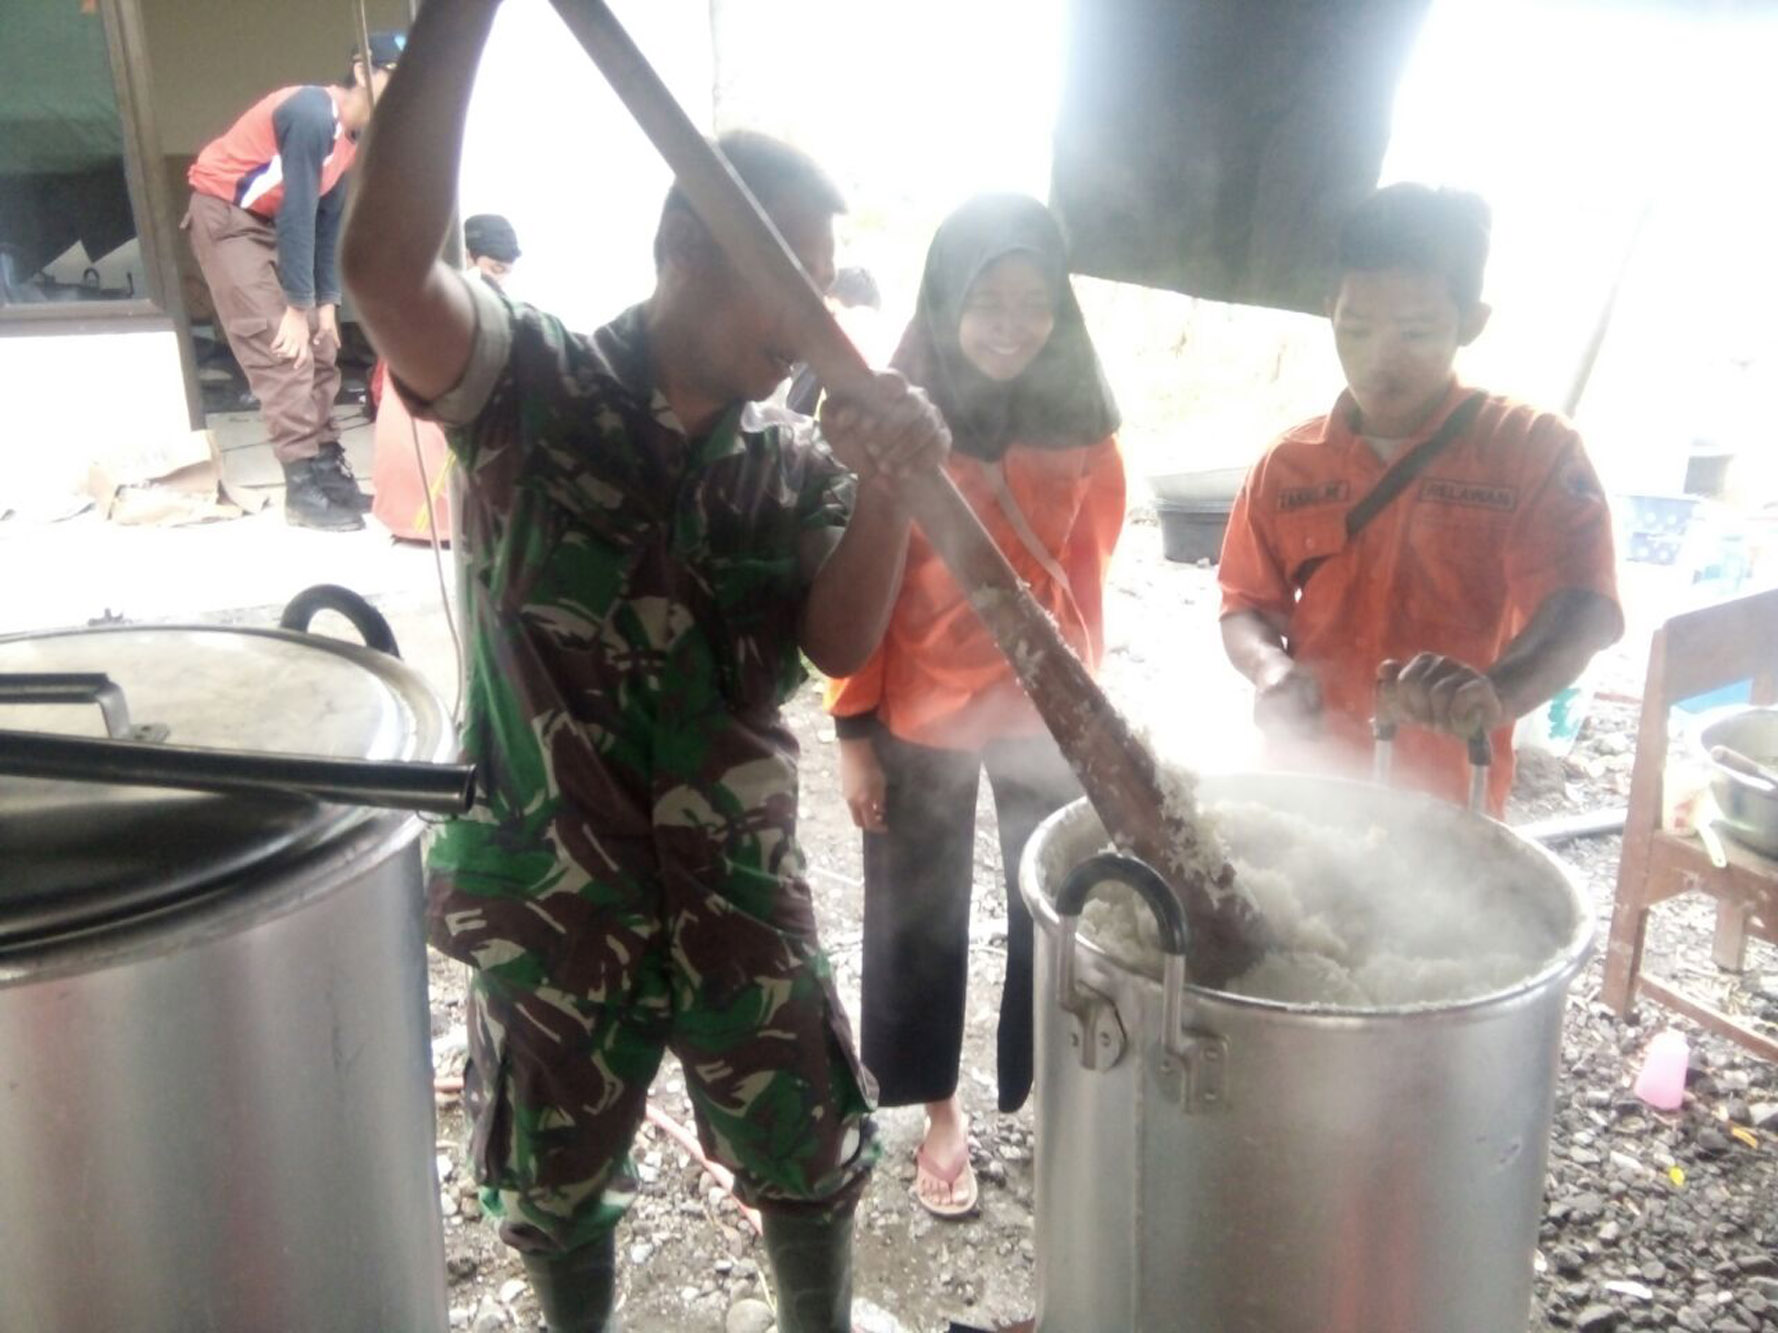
<box><xmin>1633</xmin><ymin>1029</ymin><xmax>1690</xmax><ymax>1111</ymax></box>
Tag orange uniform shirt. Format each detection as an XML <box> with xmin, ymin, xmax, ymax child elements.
<box><xmin>827</xmin><ymin>436</ymin><xmax>1125</xmax><ymax>751</ymax></box>
<box><xmin>1218</xmin><ymin>382</ymin><xmax>1619</xmax><ymax>814</ymax></box>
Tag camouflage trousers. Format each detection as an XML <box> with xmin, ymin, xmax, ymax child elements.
<box><xmin>458</xmin><ymin>851</ymin><xmax>879</xmax><ymax>1258</ymax></box>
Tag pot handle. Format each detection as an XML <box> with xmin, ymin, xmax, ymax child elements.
<box><xmin>1054</xmin><ymin>853</ymin><xmax>1189</xmax><ymax>1075</ymax></box>
<box><xmin>1373</xmin><ymin>676</ymin><xmax>1493</xmax><ymax>813</ymax></box>
<box><xmin>1709</xmin><ymin>744</ymin><xmax>1778</xmax><ymax>795</ymax></box>
<box><xmin>0</xmin><ymin>673</ymin><xmax>167</xmax><ymax>742</ymax></box>
<box><xmin>280</xmin><ymin>585</ymin><xmax>402</xmax><ymax>659</ymax></box>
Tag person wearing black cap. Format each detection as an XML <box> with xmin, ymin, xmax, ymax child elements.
<box><xmin>462</xmin><ymin>213</ymin><xmax>521</xmax><ymax>290</ymax></box>
<box><xmin>184</xmin><ymin>30</ymin><xmax>406</xmax><ymax>531</ymax></box>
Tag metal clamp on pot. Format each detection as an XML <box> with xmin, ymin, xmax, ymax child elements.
<box><xmin>1053</xmin><ymin>853</ymin><xmax>1228</xmax><ymax>1111</ymax></box>
<box><xmin>1373</xmin><ymin>675</ymin><xmax>1493</xmax><ymax>813</ymax></box>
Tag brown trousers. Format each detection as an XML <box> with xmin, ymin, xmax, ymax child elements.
<box><xmin>184</xmin><ymin>191</ymin><xmax>340</xmax><ymax>463</ymax></box>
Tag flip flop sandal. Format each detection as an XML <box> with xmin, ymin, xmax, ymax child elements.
<box><xmin>913</xmin><ymin>1142</ymin><xmax>979</xmax><ymax>1219</ymax></box>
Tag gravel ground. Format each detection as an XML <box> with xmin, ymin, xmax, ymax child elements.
<box><xmin>1519</xmin><ymin>698</ymin><xmax>1778</xmax><ymax>1333</ymax></box>
<box><xmin>423</xmin><ymin>521</ymin><xmax>1777</xmax><ymax>1333</ymax></box>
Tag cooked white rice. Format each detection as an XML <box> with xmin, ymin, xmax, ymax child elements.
<box><xmin>1077</xmin><ymin>796</ymin><xmax>1558</xmax><ymax>1008</ymax></box>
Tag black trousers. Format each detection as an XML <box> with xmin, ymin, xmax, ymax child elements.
<box><xmin>859</xmin><ymin>724</ymin><xmax>1079</xmax><ymax>1113</ymax></box>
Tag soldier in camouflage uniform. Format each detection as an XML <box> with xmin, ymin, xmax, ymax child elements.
<box><xmin>342</xmin><ymin>6</ymin><xmax>953</xmax><ymax>1330</ymax></box>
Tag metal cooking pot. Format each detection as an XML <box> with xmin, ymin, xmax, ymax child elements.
<box><xmin>1698</xmin><ymin>706</ymin><xmax>1778</xmax><ymax>857</ymax></box>
<box><xmin>0</xmin><ymin>587</ymin><xmax>459</xmax><ymax>1332</ymax></box>
<box><xmin>1019</xmin><ymin>775</ymin><xmax>1593</xmax><ymax>1333</ymax></box>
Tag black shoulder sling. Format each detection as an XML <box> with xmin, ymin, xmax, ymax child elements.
<box><xmin>1293</xmin><ymin>391</ymin><xmax>1488</xmax><ymax>590</ymax></box>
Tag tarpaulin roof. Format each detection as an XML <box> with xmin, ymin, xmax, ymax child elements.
<box><xmin>1051</xmin><ymin>0</ymin><xmax>1433</xmax><ymax>314</ymax></box>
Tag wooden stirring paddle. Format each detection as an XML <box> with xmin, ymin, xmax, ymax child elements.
<box><xmin>547</xmin><ymin>0</ymin><xmax>1269</xmax><ymax>987</ymax></box>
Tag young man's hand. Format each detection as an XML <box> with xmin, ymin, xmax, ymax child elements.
<box><xmin>315</xmin><ymin>304</ymin><xmax>340</xmax><ymax>347</ymax></box>
<box><xmin>839</xmin><ymin>736</ymin><xmax>888</xmax><ymax>833</ymax></box>
<box><xmin>272</xmin><ymin>306</ymin><xmax>315</xmax><ymax>369</ymax></box>
<box><xmin>1253</xmin><ymin>653</ymin><xmax>1323</xmax><ymax>736</ymax></box>
<box><xmin>819</xmin><ymin>372</ymin><xmax>951</xmax><ymax>484</ymax></box>
<box><xmin>1381</xmin><ymin>653</ymin><xmax>1505</xmax><ymax>737</ymax></box>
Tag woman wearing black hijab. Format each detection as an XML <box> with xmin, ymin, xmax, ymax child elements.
<box><xmin>826</xmin><ymin>193</ymin><xmax>1124</xmax><ymax>1217</ymax></box>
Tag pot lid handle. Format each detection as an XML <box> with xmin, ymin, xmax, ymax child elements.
<box><xmin>0</xmin><ymin>673</ymin><xmax>167</xmax><ymax>743</ymax></box>
<box><xmin>279</xmin><ymin>585</ymin><xmax>402</xmax><ymax>659</ymax></box>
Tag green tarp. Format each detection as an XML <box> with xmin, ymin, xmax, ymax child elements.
<box><xmin>0</xmin><ymin>0</ymin><xmax>126</xmax><ymax>176</ymax></box>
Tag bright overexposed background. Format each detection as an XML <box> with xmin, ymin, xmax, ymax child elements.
<box><xmin>457</xmin><ymin>0</ymin><xmax>1065</xmax><ymax>329</ymax></box>
<box><xmin>457</xmin><ymin>0</ymin><xmax>1776</xmax><ymax>503</ymax></box>
<box><xmin>457</xmin><ymin>1</ymin><xmax>713</xmax><ymax>327</ymax></box>
<box><xmin>1383</xmin><ymin>0</ymin><xmax>1778</xmax><ymax>499</ymax></box>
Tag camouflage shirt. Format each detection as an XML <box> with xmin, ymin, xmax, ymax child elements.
<box><xmin>418</xmin><ymin>276</ymin><xmax>855</xmax><ymax>1001</ymax></box>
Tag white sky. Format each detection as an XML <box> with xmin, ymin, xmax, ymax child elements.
<box><xmin>1384</xmin><ymin>0</ymin><xmax>1778</xmax><ymax>483</ymax></box>
<box><xmin>458</xmin><ymin>1</ymin><xmax>714</xmax><ymax>326</ymax></box>
<box><xmin>458</xmin><ymin>0</ymin><xmax>1776</xmax><ymax>493</ymax></box>
<box><xmin>458</xmin><ymin>0</ymin><xmax>1064</xmax><ymax>330</ymax></box>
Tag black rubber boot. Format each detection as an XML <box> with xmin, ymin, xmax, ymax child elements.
<box><xmin>520</xmin><ymin>1231</ymin><xmax>621</xmax><ymax>1333</ymax></box>
<box><xmin>281</xmin><ymin>458</ymin><xmax>364</xmax><ymax>532</ymax></box>
<box><xmin>314</xmin><ymin>441</ymin><xmax>373</xmax><ymax>512</ymax></box>
<box><xmin>761</xmin><ymin>1208</ymin><xmax>856</xmax><ymax>1333</ymax></box>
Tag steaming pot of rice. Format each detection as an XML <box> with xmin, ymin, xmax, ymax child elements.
<box><xmin>1018</xmin><ymin>772</ymin><xmax>1592</xmax><ymax>1333</ymax></box>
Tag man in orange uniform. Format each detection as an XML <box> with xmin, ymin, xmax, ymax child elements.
<box><xmin>1219</xmin><ymin>184</ymin><xmax>1622</xmax><ymax>815</ymax></box>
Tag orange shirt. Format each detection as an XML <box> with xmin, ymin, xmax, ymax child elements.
<box><xmin>827</xmin><ymin>436</ymin><xmax>1125</xmax><ymax>751</ymax></box>
<box><xmin>1218</xmin><ymin>383</ymin><xmax>1619</xmax><ymax>814</ymax></box>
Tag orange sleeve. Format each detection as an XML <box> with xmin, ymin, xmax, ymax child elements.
<box><xmin>823</xmin><ymin>640</ymin><xmax>885</xmax><ymax>728</ymax></box>
<box><xmin>1503</xmin><ymin>421</ymin><xmax>1622</xmax><ymax>630</ymax></box>
<box><xmin>1217</xmin><ymin>456</ymin><xmax>1293</xmax><ymax>623</ymax></box>
<box><xmin>1061</xmin><ymin>436</ymin><xmax>1127</xmax><ymax>668</ymax></box>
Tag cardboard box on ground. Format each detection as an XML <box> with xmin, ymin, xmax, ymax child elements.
<box><xmin>85</xmin><ymin>428</ymin><xmax>268</xmax><ymax>527</ymax></box>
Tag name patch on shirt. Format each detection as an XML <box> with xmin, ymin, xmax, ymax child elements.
<box><xmin>1419</xmin><ymin>478</ymin><xmax>1518</xmax><ymax>512</ymax></box>
<box><xmin>1278</xmin><ymin>481</ymin><xmax>1349</xmax><ymax>513</ymax></box>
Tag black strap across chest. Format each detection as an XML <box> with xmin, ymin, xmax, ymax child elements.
<box><xmin>1292</xmin><ymin>390</ymin><xmax>1488</xmax><ymax>590</ymax></box>
<box><xmin>1343</xmin><ymin>390</ymin><xmax>1488</xmax><ymax>542</ymax></box>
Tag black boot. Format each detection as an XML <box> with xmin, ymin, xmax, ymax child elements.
<box><xmin>520</xmin><ymin>1231</ymin><xmax>621</xmax><ymax>1333</ymax></box>
<box><xmin>314</xmin><ymin>441</ymin><xmax>373</xmax><ymax>513</ymax></box>
<box><xmin>281</xmin><ymin>457</ymin><xmax>364</xmax><ymax>531</ymax></box>
<box><xmin>761</xmin><ymin>1208</ymin><xmax>856</xmax><ymax>1333</ymax></box>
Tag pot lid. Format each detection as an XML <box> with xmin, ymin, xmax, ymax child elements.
<box><xmin>0</xmin><ymin>623</ymin><xmax>453</xmax><ymax>947</ymax></box>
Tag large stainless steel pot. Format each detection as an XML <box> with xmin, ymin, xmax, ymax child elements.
<box><xmin>1019</xmin><ymin>775</ymin><xmax>1594</xmax><ymax>1333</ymax></box>
<box><xmin>0</xmin><ymin>589</ymin><xmax>456</xmax><ymax>1332</ymax></box>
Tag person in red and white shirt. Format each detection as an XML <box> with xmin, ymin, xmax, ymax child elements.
<box><xmin>184</xmin><ymin>31</ymin><xmax>404</xmax><ymax>531</ymax></box>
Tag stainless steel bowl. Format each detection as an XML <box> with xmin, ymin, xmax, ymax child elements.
<box><xmin>1699</xmin><ymin>706</ymin><xmax>1778</xmax><ymax>857</ymax></box>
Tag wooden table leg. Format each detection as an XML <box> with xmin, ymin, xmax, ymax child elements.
<box><xmin>1710</xmin><ymin>898</ymin><xmax>1752</xmax><ymax>973</ymax></box>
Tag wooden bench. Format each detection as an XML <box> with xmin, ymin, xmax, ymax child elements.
<box><xmin>1602</xmin><ymin>587</ymin><xmax>1778</xmax><ymax>1061</ymax></box>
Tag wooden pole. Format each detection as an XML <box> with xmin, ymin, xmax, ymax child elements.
<box><xmin>1562</xmin><ymin>196</ymin><xmax>1655</xmax><ymax>419</ymax></box>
